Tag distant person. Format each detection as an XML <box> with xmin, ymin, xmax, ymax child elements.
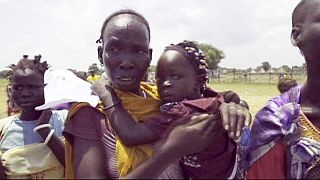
<box><xmin>246</xmin><ymin>0</ymin><xmax>320</xmax><ymax>178</ymax></box>
<box><xmin>239</xmin><ymin>99</ymin><xmax>250</xmax><ymax>110</ymax></box>
<box><xmin>277</xmin><ymin>77</ymin><xmax>298</xmax><ymax>94</ymax></box>
<box><xmin>0</xmin><ymin>56</ymin><xmax>67</xmax><ymax>179</ymax></box>
<box><xmin>86</xmin><ymin>69</ymin><xmax>101</xmax><ymax>83</ymax></box>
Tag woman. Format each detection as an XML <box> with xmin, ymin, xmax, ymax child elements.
<box><xmin>64</xmin><ymin>9</ymin><xmax>250</xmax><ymax>179</ymax></box>
<box><xmin>246</xmin><ymin>0</ymin><xmax>320</xmax><ymax>178</ymax></box>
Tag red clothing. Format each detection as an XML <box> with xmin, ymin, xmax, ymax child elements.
<box><xmin>144</xmin><ymin>96</ymin><xmax>236</xmax><ymax>179</ymax></box>
<box><xmin>246</xmin><ymin>141</ymin><xmax>287</xmax><ymax>179</ymax></box>
<box><xmin>144</xmin><ymin>97</ymin><xmax>221</xmax><ymax>136</ymax></box>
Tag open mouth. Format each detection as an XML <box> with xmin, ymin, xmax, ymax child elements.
<box><xmin>115</xmin><ymin>76</ymin><xmax>136</xmax><ymax>84</ymax></box>
<box><xmin>119</xmin><ymin>77</ymin><xmax>133</xmax><ymax>81</ymax></box>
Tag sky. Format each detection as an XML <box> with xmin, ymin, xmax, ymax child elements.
<box><xmin>0</xmin><ymin>0</ymin><xmax>303</xmax><ymax>72</ymax></box>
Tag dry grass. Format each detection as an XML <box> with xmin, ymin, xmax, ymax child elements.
<box><xmin>208</xmin><ymin>82</ymin><xmax>279</xmax><ymax>116</ymax></box>
<box><xmin>0</xmin><ymin>77</ymin><xmax>301</xmax><ymax>119</ymax></box>
<box><xmin>0</xmin><ymin>79</ymin><xmax>9</xmax><ymax>119</ymax></box>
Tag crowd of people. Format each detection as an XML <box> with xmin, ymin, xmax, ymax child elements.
<box><xmin>0</xmin><ymin>0</ymin><xmax>320</xmax><ymax>179</ymax></box>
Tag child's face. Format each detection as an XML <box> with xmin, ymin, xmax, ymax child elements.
<box><xmin>156</xmin><ymin>50</ymin><xmax>200</xmax><ymax>104</ymax></box>
<box><xmin>10</xmin><ymin>68</ymin><xmax>44</xmax><ymax>111</ymax></box>
<box><xmin>102</xmin><ymin>15</ymin><xmax>151</xmax><ymax>94</ymax></box>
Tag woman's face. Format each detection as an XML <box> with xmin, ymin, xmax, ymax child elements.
<box><xmin>101</xmin><ymin>15</ymin><xmax>151</xmax><ymax>94</ymax></box>
<box><xmin>10</xmin><ymin>68</ymin><xmax>45</xmax><ymax>111</ymax></box>
<box><xmin>295</xmin><ymin>2</ymin><xmax>320</xmax><ymax>61</ymax></box>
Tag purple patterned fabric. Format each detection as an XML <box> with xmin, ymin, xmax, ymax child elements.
<box><xmin>245</xmin><ymin>86</ymin><xmax>320</xmax><ymax>179</ymax></box>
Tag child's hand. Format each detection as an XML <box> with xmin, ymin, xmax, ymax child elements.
<box><xmin>91</xmin><ymin>79</ymin><xmax>120</xmax><ymax>108</ymax></box>
<box><xmin>37</xmin><ymin>109</ymin><xmax>52</xmax><ymax>125</ymax></box>
<box><xmin>91</xmin><ymin>79</ymin><xmax>110</xmax><ymax>98</ymax></box>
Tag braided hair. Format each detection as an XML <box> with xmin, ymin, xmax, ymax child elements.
<box><xmin>8</xmin><ymin>55</ymin><xmax>49</xmax><ymax>84</ymax></box>
<box><xmin>96</xmin><ymin>9</ymin><xmax>151</xmax><ymax>44</ymax></box>
<box><xmin>160</xmin><ymin>40</ymin><xmax>209</xmax><ymax>93</ymax></box>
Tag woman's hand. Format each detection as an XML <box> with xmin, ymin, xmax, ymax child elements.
<box><xmin>124</xmin><ymin>113</ymin><xmax>224</xmax><ymax>179</ymax></box>
<box><xmin>160</xmin><ymin>113</ymin><xmax>224</xmax><ymax>158</ymax></box>
<box><xmin>220</xmin><ymin>102</ymin><xmax>251</xmax><ymax>140</ymax></box>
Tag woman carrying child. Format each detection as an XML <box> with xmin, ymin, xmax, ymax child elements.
<box><xmin>64</xmin><ymin>9</ymin><xmax>250</xmax><ymax>179</ymax></box>
<box><xmin>246</xmin><ymin>0</ymin><xmax>320</xmax><ymax>178</ymax></box>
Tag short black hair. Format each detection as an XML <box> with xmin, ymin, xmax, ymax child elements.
<box><xmin>9</xmin><ymin>55</ymin><xmax>49</xmax><ymax>83</ymax></box>
<box><xmin>158</xmin><ymin>40</ymin><xmax>209</xmax><ymax>93</ymax></box>
<box><xmin>277</xmin><ymin>78</ymin><xmax>298</xmax><ymax>94</ymax></box>
<box><xmin>96</xmin><ymin>9</ymin><xmax>150</xmax><ymax>43</ymax></box>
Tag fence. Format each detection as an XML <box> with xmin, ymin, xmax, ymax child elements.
<box><xmin>209</xmin><ymin>71</ymin><xmax>307</xmax><ymax>84</ymax></box>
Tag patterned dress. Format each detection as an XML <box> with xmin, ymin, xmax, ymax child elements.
<box><xmin>245</xmin><ymin>86</ymin><xmax>320</xmax><ymax>179</ymax></box>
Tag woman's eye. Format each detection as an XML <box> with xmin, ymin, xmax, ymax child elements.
<box><xmin>14</xmin><ymin>86</ymin><xmax>23</xmax><ymax>91</ymax></box>
<box><xmin>107</xmin><ymin>47</ymin><xmax>118</xmax><ymax>53</ymax></box>
<box><xmin>173</xmin><ymin>75</ymin><xmax>180</xmax><ymax>79</ymax></box>
<box><xmin>133</xmin><ymin>49</ymin><xmax>147</xmax><ymax>54</ymax></box>
<box><xmin>29</xmin><ymin>85</ymin><xmax>43</xmax><ymax>89</ymax></box>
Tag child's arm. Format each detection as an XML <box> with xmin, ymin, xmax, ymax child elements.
<box><xmin>92</xmin><ymin>80</ymin><xmax>160</xmax><ymax>146</ymax></box>
<box><xmin>36</xmin><ymin>109</ymin><xmax>65</xmax><ymax>166</ymax></box>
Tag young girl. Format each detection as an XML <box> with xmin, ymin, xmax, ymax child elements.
<box><xmin>246</xmin><ymin>0</ymin><xmax>320</xmax><ymax>178</ymax></box>
<box><xmin>94</xmin><ymin>40</ymin><xmax>246</xmax><ymax>178</ymax></box>
<box><xmin>0</xmin><ymin>56</ymin><xmax>67</xmax><ymax>178</ymax></box>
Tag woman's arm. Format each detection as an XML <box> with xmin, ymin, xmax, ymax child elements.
<box><xmin>124</xmin><ymin>114</ymin><xmax>221</xmax><ymax>179</ymax></box>
<box><xmin>92</xmin><ymin>80</ymin><xmax>159</xmax><ymax>146</ymax></box>
<box><xmin>64</xmin><ymin>106</ymin><xmax>108</xmax><ymax>179</ymax></box>
<box><xmin>73</xmin><ymin>136</ymin><xmax>106</xmax><ymax>178</ymax></box>
<box><xmin>36</xmin><ymin>109</ymin><xmax>65</xmax><ymax>166</ymax></box>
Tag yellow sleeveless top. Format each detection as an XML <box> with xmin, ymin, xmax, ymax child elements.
<box><xmin>65</xmin><ymin>82</ymin><xmax>160</xmax><ymax>178</ymax></box>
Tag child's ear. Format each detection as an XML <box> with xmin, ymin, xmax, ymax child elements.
<box><xmin>98</xmin><ymin>46</ymin><xmax>103</xmax><ymax>64</ymax></box>
<box><xmin>291</xmin><ymin>27</ymin><xmax>301</xmax><ymax>47</ymax></box>
<box><xmin>195</xmin><ymin>75</ymin><xmax>205</xmax><ymax>90</ymax></box>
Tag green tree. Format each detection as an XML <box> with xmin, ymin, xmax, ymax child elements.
<box><xmin>262</xmin><ymin>61</ymin><xmax>271</xmax><ymax>72</ymax></box>
<box><xmin>281</xmin><ymin>65</ymin><xmax>291</xmax><ymax>72</ymax></box>
<box><xmin>88</xmin><ymin>63</ymin><xmax>104</xmax><ymax>74</ymax></box>
<box><xmin>198</xmin><ymin>43</ymin><xmax>225</xmax><ymax>70</ymax></box>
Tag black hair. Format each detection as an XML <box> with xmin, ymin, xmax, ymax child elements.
<box><xmin>277</xmin><ymin>78</ymin><xmax>298</xmax><ymax>94</ymax></box>
<box><xmin>8</xmin><ymin>54</ymin><xmax>49</xmax><ymax>83</ymax></box>
<box><xmin>96</xmin><ymin>9</ymin><xmax>150</xmax><ymax>44</ymax></box>
<box><xmin>159</xmin><ymin>40</ymin><xmax>209</xmax><ymax>93</ymax></box>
